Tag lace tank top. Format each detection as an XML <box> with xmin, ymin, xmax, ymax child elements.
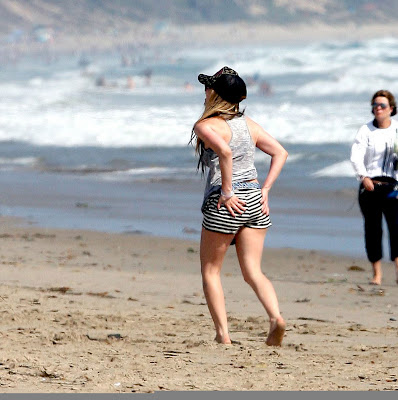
<box><xmin>200</xmin><ymin>115</ymin><xmax>257</xmax><ymax>202</ymax></box>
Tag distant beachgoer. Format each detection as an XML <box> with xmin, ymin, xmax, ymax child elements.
<box><xmin>126</xmin><ymin>76</ymin><xmax>135</xmax><ymax>90</ymax></box>
<box><xmin>190</xmin><ymin>66</ymin><xmax>288</xmax><ymax>345</ymax></box>
<box><xmin>95</xmin><ymin>76</ymin><xmax>117</xmax><ymax>88</ymax></box>
<box><xmin>95</xmin><ymin>76</ymin><xmax>107</xmax><ymax>87</ymax></box>
<box><xmin>142</xmin><ymin>68</ymin><xmax>152</xmax><ymax>86</ymax></box>
<box><xmin>184</xmin><ymin>82</ymin><xmax>193</xmax><ymax>91</ymax></box>
<box><xmin>121</xmin><ymin>54</ymin><xmax>131</xmax><ymax>67</ymax></box>
<box><xmin>350</xmin><ymin>89</ymin><xmax>398</xmax><ymax>285</ymax></box>
<box><xmin>259</xmin><ymin>81</ymin><xmax>273</xmax><ymax>96</ymax></box>
<box><xmin>246</xmin><ymin>73</ymin><xmax>260</xmax><ymax>86</ymax></box>
<box><xmin>78</xmin><ymin>55</ymin><xmax>90</xmax><ymax>68</ymax></box>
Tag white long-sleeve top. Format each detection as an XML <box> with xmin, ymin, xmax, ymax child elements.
<box><xmin>350</xmin><ymin>119</ymin><xmax>398</xmax><ymax>181</ymax></box>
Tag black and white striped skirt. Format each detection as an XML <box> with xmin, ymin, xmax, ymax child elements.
<box><xmin>202</xmin><ymin>188</ymin><xmax>272</xmax><ymax>235</ymax></box>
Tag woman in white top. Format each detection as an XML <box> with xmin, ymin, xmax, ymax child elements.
<box><xmin>350</xmin><ymin>90</ymin><xmax>398</xmax><ymax>285</ymax></box>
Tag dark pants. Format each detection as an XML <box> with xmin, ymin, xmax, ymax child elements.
<box><xmin>358</xmin><ymin>177</ymin><xmax>398</xmax><ymax>262</ymax></box>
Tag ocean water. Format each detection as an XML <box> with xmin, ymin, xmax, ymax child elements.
<box><xmin>1</xmin><ymin>37</ymin><xmax>397</xmax><ymax>258</ymax></box>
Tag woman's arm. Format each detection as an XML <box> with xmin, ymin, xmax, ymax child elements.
<box><xmin>246</xmin><ymin>117</ymin><xmax>288</xmax><ymax>215</ymax></box>
<box><xmin>350</xmin><ymin>127</ymin><xmax>374</xmax><ymax>191</ymax></box>
<box><xmin>350</xmin><ymin>128</ymin><xmax>368</xmax><ymax>179</ymax></box>
<box><xmin>194</xmin><ymin>120</ymin><xmax>246</xmax><ymax>217</ymax></box>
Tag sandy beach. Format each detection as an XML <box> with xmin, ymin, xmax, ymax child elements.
<box><xmin>0</xmin><ymin>216</ymin><xmax>397</xmax><ymax>393</ymax></box>
<box><xmin>2</xmin><ymin>2</ymin><xmax>398</xmax><ymax>392</ymax></box>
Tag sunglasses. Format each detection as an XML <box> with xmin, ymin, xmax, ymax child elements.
<box><xmin>372</xmin><ymin>102</ymin><xmax>389</xmax><ymax>109</ymax></box>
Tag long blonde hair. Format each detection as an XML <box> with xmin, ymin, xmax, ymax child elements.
<box><xmin>190</xmin><ymin>89</ymin><xmax>244</xmax><ymax>172</ymax></box>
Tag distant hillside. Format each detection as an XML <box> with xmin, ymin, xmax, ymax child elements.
<box><xmin>1</xmin><ymin>0</ymin><xmax>398</xmax><ymax>35</ymax></box>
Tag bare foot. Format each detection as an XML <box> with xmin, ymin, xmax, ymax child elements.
<box><xmin>369</xmin><ymin>280</ymin><xmax>381</xmax><ymax>286</ymax></box>
<box><xmin>215</xmin><ymin>335</ymin><xmax>232</xmax><ymax>345</ymax></box>
<box><xmin>266</xmin><ymin>317</ymin><xmax>286</xmax><ymax>347</ymax></box>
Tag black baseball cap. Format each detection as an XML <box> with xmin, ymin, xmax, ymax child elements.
<box><xmin>198</xmin><ymin>66</ymin><xmax>247</xmax><ymax>104</ymax></box>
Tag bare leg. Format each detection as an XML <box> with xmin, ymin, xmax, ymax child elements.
<box><xmin>235</xmin><ymin>227</ymin><xmax>285</xmax><ymax>346</ymax></box>
<box><xmin>200</xmin><ymin>228</ymin><xmax>235</xmax><ymax>344</ymax></box>
<box><xmin>370</xmin><ymin>260</ymin><xmax>382</xmax><ymax>285</ymax></box>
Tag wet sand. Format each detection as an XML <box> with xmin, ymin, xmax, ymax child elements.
<box><xmin>0</xmin><ymin>216</ymin><xmax>397</xmax><ymax>392</ymax></box>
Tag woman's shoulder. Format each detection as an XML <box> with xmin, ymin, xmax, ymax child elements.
<box><xmin>194</xmin><ymin>118</ymin><xmax>213</xmax><ymax>135</ymax></box>
<box><xmin>244</xmin><ymin>115</ymin><xmax>260</xmax><ymax>130</ymax></box>
<box><xmin>357</xmin><ymin>120</ymin><xmax>374</xmax><ymax>134</ymax></box>
<box><xmin>358</xmin><ymin>118</ymin><xmax>398</xmax><ymax>133</ymax></box>
<box><xmin>195</xmin><ymin>116</ymin><xmax>224</xmax><ymax>129</ymax></box>
<box><xmin>244</xmin><ymin>115</ymin><xmax>266</xmax><ymax>139</ymax></box>
<box><xmin>195</xmin><ymin>116</ymin><xmax>230</xmax><ymax>135</ymax></box>
<box><xmin>391</xmin><ymin>118</ymin><xmax>398</xmax><ymax>127</ymax></box>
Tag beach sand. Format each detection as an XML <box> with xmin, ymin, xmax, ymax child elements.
<box><xmin>0</xmin><ymin>216</ymin><xmax>397</xmax><ymax>392</ymax></box>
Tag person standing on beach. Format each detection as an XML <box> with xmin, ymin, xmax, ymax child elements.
<box><xmin>350</xmin><ymin>90</ymin><xmax>398</xmax><ymax>285</ymax></box>
<box><xmin>190</xmin><ymin>66</ymin><xmax>288</xmax><ymax>346</ymax></box>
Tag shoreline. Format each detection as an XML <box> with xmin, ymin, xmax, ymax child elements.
<box><xmin>1</xmin><ymin>216</ymin><xmax>398</xmax><ymax>392</ymax></box>
<box><xmin>0</xmin><ymin>163</ymin><xmax>367</xmax><ymax>260</ymax></box>
<box><xmin>0</xmin><ymin>178</ymin><xmax>367</xmax><ymax>260</ymax></box>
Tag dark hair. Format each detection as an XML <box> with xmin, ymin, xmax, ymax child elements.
<box><xmin>371</xmin><ymin>90</ymin><xmax>397</xmax><ymax>116</ymax></box>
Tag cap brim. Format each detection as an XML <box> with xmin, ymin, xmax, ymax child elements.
<box><xmin>198</xmin><ymin>74</ymin><xmax>213</xmax><ymax>86</ymax></box>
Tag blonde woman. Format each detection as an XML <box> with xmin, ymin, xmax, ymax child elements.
<box><xmin>191</xmin><ymin>67</ymin><xmax>288</xmax><ymax>346</ymax></box>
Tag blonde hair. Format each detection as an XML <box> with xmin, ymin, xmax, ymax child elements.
<box><xmin>190</xmin><ymin>89</ymin><xmax>244</xmax><ymax>171</ymax></box>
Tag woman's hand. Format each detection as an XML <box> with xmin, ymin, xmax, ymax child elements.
<box><xmin>260</xmin><ymin>187</ymin><xmax>270</xmax><ymax>215</ymax></box>
<box><xmin>218</xmin><ymin>195</ymin><xmax>246</xmax><ymax>217</ymax></box>
<box><xmin>362</xmin><ymin>177</ymin><xmax>374</xmax><ymax>191</ymax></box>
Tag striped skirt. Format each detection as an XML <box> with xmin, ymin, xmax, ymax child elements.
<box><xmin>202</xmin><ymin>187</ymin><xmax>272</xmax><ymax>235</ymax></box>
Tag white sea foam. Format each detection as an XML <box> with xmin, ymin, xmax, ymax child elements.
<box><xmin>0</xmin><ymin>91</ymin><xmax>365</xmax><ymax>146</ymax></box>
<box><xmin>296</xmin><ymin>64</ymin><xmax>398</xmax><ymax>97</ymax></box>
<box><xmin>100</xmin><ymin>166</ymin><xmax>193</xmax><ymax>181</ymax></box>
<box><xmin>285</xmin><ymin>153</ymin><xmax>306</xmax><ymax>163</ymax></box>
<box><xmin>248</xmin><ymin>102</ymin><xmax>363</xmax><ymax>144</ymax></box>
<box><xmin>1</xmin><ymin>37</ymin><xmax>398</xmax><ymax>148</ymax></box>
<box><xmin>229</xmin><ymin>37</ymin><xmax>398</xmax><ymax>78</ymax></box>
<box><xmin>0</xmin><ymin>157</ymin><xmax>38</xmax><ymax>165</ymax></box>
<box><xmin>311</xmin><ymin>161</ymin><xmax>356</xmax><ymax>178</ymax></box>
<box><xmin>116</xmin><ymin>167</ymin><xmax>192</xmax><ymax>176</ymax></box>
